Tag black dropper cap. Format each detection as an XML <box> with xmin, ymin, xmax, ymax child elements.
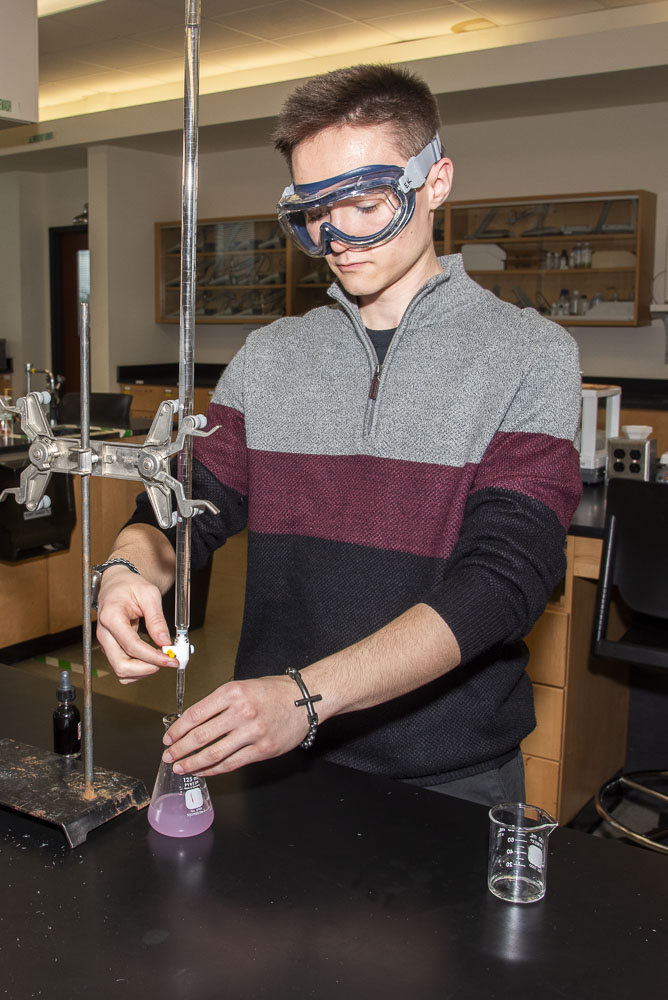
<box><xmin>56</xmin><ymin>669</ymin><xmax>75</xmax><ymax>702</ymax></box>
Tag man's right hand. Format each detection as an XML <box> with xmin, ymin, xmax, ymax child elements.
<box><xmin>96</xmin><ymin>565</ymin><xmax>177</xmax><ymax>683</ymax></box>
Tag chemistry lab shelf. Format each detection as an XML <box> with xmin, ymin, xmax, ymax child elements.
<box><xmin>453</xmin><ymin>233</ymin><xmax>638</xmax><ymax>245</ymax></box>
<box><xmin>464</xmin><ymin>266</ymin><xmax>638</xmax><ymax>275</ymax></box>
<box><xmin>156</xmin><ymin>214</ymin><xmax>288</xmax><ymax>324</ymax></box>
<box><xmin>445</xmin><ymin>190</ymin><xmax>656</xmax><ymax>327</ymax></box>
<box><xmin>163</xmin><ymin>248</ymin><xmax>286</xmax><ymax>258</ymax></box>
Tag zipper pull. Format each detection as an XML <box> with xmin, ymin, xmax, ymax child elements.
<box><xmin>369</xmin><ymin>363</ymin><xmax>382</xmax><ymax>400</ymax></box>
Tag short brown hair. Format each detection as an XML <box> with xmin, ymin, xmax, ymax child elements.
<box><xmin>273</xmin><ymin>64</ymin><xmax>441</xmax><ymax>170</ymax></box>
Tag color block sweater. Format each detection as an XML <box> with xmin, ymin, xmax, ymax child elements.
<box><xmin>132</xmin><ymin>255</ymin><xmax>583</xmax><ymax>784</ymax></box>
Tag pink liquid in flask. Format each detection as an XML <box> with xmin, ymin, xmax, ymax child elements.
<box><xmin>148</xmin><ymin>792</ymin><xmax>214</xmax><ymax>838</ymax></box>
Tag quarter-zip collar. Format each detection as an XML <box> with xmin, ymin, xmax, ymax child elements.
<box><xmin>324</xmin><ymin>256</ymin><xmax>476</xmax><ymax>439</ymax></box>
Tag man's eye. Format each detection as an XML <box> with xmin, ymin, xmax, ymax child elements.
<box><xmin>306</xmin><ymin>209</ymin><xmax>328</xmax><ymax>223</ymax></box>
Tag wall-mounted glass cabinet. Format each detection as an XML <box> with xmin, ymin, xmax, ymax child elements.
<box><xmin>156</xmin><ymin>191</ymin><xmax>656</xmax><ymax>327</ymax></box>
<box><xmin>444</xmin><ymin>190</ymin><xmax>656</xmax><ymax>326</ymax></box>
<box><xmin>155</xmin><ymin>216</ymin><xmax>287</xmax><ymax>324</ymax></box>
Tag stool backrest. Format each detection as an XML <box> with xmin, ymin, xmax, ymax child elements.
<box><xmin>59</xmin><ymin>392</ymin><xmax>132</xmax><ymax>429</ymax></box>
<box><xmin>603</xmin><ymin>480</ymin><xmax>668</xmax><ymax>618</ymax></box>
<box><xmin>593</xmin><ymin>479</ymin><xmax>668</xmax><ymax>669</ymax></box>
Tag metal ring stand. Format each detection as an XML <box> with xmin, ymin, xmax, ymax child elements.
<box><xmin>0</xmin><ymin>1</ymin><xmax>210</xmax><ymax>847</ymax></box>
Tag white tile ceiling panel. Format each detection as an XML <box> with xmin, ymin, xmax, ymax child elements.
<box><xmin>66</xmin><ymin>0</ymin><xmax>182</xmax><ymax>38</ymax></box>
<box><xmin>69</xmin><ymin>38</ymin><xmax>184</xmax><ymax>70</ymax></box>
<box><xmin>135</xmin><ymin>57</ymin><xmax>188</xmax><ymax>84</ymax></box>
<box><xmin>38</xmin><ymin>51</ymin><xmax>106</xmax><ymax>83</ymax></box>
<box><xmin>210</xmin><ymin>1</ymin><xmax>354</xmax><ymax>39</ymax></box>
<box><xmin>201</xmin><ymin>41</ymin><xmax>297</xmax><ymax>72</ymax></box>
<box><xmin>147</xmin><ymin>0</ymin><xmax>252</xmax><ymax>12</ymax></box>
<box><xmin>128</xmin><ymin>21</ymin><xmax>261</xmax><ymax>55</ymax></box>
<box><xmin>33</xmin><ymin>0</ymin><xmax>668</xmax><ymax>122</ymax></box>
<box><xmin>284</xmin><ymin>22</ymin><xmax>398</xmax><ymax>55</ymax></box>
<box><xmin>309</xmin><ymin>0</ymin><xmax>462</xmax><ymax>16</ymax></box>
<box><xmin>38</xmin><ymin>12</ymin><xmax>86</xmax><ymax>54</ymax></box>
<box><xmin>467</xmin><ymin>0</ymin><xmax>605</xmax><ymax>24</ymax></box>
<box><xmin>368</xmin><ymin>7</ymin><xmax>482</xmax><ymax>41</ymax></box>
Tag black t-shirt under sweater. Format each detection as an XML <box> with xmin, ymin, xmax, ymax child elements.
<box><xmin>366</xmin><ymin>327</ymin><xmax>395</xmax><ymax>366</ymax></box>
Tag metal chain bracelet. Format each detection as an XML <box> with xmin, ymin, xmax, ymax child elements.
<box><xmin>285</xmin><ymin>667</ymin><xmax>323</xmax><ymax>749</ymax></box>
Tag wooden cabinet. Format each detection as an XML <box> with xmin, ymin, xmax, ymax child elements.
<box><xmin>444</xmin><ymin>190</ymin><xmax>656</xmax><ymax>327</ymax></box>
<box><xmin>155</xmin><ymin>216</ymin><xmax>288</xmax><ymax>324</ymax></box>
<box><xmin>119</xmin><ymin>382</ymin><xmax>214</xmax><ymax>420</ymax></box>
<box><xmin>520</xmin><ymin>533</ymin><xmax>630</xmax><ymax>825</ymax></box>
<box><xmin>156</xmin><ymin>192</ymin><xmax>656</xmax><ymax>326</ymax></box>
<box><xmin>119</xmin><ymin>382</ymin><xmax>177</xmax><ymax>418</ymax></box>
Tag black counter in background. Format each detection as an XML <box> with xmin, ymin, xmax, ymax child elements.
<box><xmin>587</xmin><ymin>375</ymin><xmax>668</xmax><ymax>409</ymax></box>
<box><xmin>117</xmin><ymin>362</ymin><xmax>225</xmax><ymax>388</ymax></box>
<box><xmin>116</xmin><ymin>367</ymin><xmax>667</xmax><ymax>400</ymax></box>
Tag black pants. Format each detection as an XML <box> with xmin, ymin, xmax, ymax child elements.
<box><xmin>423</xmin><ymin>751</ymin><xmax>526</xmax><ymax>807</ymax></box>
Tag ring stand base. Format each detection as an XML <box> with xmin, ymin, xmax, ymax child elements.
<box><xmin>0</xmin><ymin>738</ymin><xmax>150</xmax><ymax>848</ymax></box>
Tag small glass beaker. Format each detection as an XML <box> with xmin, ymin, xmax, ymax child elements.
<box><xmin>148</xmin><ymin>714</ymin><xmax>214</xmax><ymax>838</ymax></box>
<box><xmin>488</xmin><ymin>802</ymin><xmax>557</xmax><ymax>904</ymax></box>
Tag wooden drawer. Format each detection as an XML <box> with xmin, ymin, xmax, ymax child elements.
<box><xmin>521</xmin><ymin>683</ymin><xmax>564</xmax><ymax>761</ymax></box>
<box><xmin>525</xmin><ymin>608</ymin><xmax>568</xmax><ymax>687</ymax></box>
<box><xmin>0</xmin><ymin>558</ymin><xmax>49</xmax><ymax>645</ymax></box>
<box><xmin>523</xmin><ymin>754</ymin><xmax>560</xmax><ymax>819</ymax></box>
<box><xmin>572</xmin><ymin>536</ymin><xmax>602</xmax><ymax>581</ymax></box>
<box><xmin>194</xmin><ymin>387</ymin><xmax>215</xmax><ymax>414</ymax></box>
<box><xmin>119</xmin><ymin>383</ymin><xmax>177</xmax><ymax>418</ymax></box>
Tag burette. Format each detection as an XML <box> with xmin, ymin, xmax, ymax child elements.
<box><xmin>168</xmin><ymin>0</ymin><xmax>201</xmax><ymax>717</ymax></box>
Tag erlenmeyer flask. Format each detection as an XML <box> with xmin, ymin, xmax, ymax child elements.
<box><xmin>148</xmin><ymin>714</ymin><xmax>214</xmax><ymax>838</ymax></box>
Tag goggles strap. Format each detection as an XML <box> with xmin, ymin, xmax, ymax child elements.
<box><xmin>398</xmin><ymin>134</ymin><xmax>443</xmax><ymax>194</ymax></box>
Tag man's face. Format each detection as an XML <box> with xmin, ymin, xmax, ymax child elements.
<box><xmin>291</xmin><ymin>124</ymin><xmax>450</xmax><ymax>305</ymax></box>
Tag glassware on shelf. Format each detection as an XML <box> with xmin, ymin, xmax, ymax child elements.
<box><xmin>148</xmin><ymin>713</ymin><xmax>214</xmax><ymax>838</ymax></box>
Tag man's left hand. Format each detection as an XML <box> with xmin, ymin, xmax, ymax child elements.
<box><xmin>161</xmin><ymin>675</ymin><xmax>310</xmax><ymax>776</ymax></box>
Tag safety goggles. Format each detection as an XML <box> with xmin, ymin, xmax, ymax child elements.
<box><xmin>277</xmin><ymin>134</ymin><xmax>442</xmax><ymax>257</ymax></box>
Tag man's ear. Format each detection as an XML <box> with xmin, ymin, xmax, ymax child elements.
<box><xmin>428</xmin><ymin>158</ymin><xmax>454</xmax><ymax>209</ymax></box>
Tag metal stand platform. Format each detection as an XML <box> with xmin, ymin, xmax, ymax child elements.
<box><xmin>0</xmin><ymin>738</ymin><xmax>149</xmax><ymax>848</ymax></box>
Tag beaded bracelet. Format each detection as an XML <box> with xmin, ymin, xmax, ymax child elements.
<box><xmin>285</xmin><ymin>667</ymin><xmax>323</xmax><ymax>749</ymax></box>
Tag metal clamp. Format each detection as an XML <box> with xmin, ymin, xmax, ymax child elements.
<box><xmin>0</xmin><ymin>393</ymin><xmax>220</xmax><ymax>529</ymax></box>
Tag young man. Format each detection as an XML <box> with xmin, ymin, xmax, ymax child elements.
<box><xmin>96</xmin><ymin>65</ymin><xmax>583</xmax><ymax>805</ymax></box>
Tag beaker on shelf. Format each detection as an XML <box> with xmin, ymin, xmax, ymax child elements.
<box><xmin>148</xmin><ymin>713</ymin><xmax>214</xmax><ymax>838</ymax></box>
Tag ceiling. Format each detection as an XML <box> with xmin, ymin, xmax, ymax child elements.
<box><xmin>37</xmin><ymin>0</ymin><xmax>667</xmax><ymax>121</ymax></box>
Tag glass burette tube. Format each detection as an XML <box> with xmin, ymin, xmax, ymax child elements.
<box><xmin>174</xmin><ymin>0</ymin><xmax>201</xmax><ymax>717</ymax></box>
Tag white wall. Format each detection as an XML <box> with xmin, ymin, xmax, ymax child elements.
<box><xmin>0</xmin><ymin>172</ymin><xmax>48</xmax><ymax>383</ymax></box>
<box><xmin>0</xmin><ymin>165</ymin><xmax>88</xmax><ymax>388</ymax></box>
<box><xmin>88</xmin><ymin>145</ymin><xmax>182</xmax><ymax>389</ymax></box>
<box><xmin>0</xmin><ymin>174</ymin><xmax>22</xmax><ymax>376</ymax></box>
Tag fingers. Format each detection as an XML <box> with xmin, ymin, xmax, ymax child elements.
<box><xmin>186</xmin><ymin>745</ymin><xmax>267</xmax><ymax>777</ymax></box>
<box><xmin>96</xmin><ymin>620</ymin><xmax>164</xmax><ymax>682</ymax></box>
<box><xmin>139</xmin><ymin>590</ymin><xmax>172</xmax><ymax>650</ymax></box>
<box><xmin>161</xmin><ymin>677</ymin><xmax>306</xmax><ymax>776</ymax></box>
<box><xmin>96</xmin><ymin>576</ymin><xmax>175</xmax><ymax>681</ymax></box>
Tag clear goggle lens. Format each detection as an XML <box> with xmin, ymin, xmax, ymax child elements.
<box><xmin>303</xmin><ymin>186</ymin><xmax>402</xmax><ymax>242</ymax></box>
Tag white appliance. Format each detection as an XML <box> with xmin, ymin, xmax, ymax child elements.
<box><xmin>579</xmin><ymin>384</ymin><xmax>621</xmax><ymax>484</ymax></box>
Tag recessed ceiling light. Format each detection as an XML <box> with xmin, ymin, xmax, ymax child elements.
<box><xmin>38</xmin><ymin>0</ymin><xmax>107</xmax><ymax>16</ymax></box>
<box><xmin>450</xmin><ymin>18</ymin><xmax>496</xmax><ymax>34</ymax></box>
